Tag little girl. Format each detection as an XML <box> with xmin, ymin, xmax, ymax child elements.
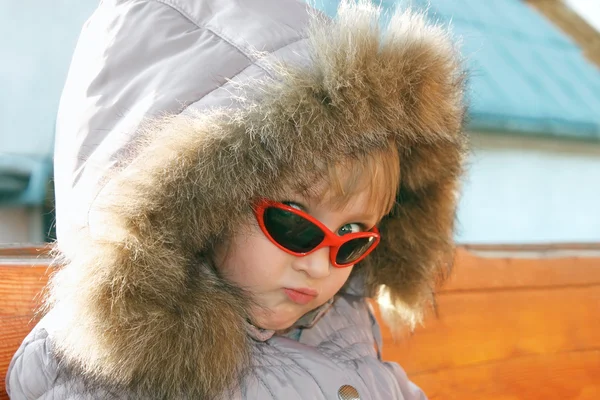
<box><xmin>7</xmin><ymin>0</ymin><xmax>466</xmax><ymax>399</ymax></box>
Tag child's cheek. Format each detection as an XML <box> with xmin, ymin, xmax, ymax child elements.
<box><xmin>324</xmin><ymin>265</ymin><xmax>354</xmax><ymax>298</ymax></box>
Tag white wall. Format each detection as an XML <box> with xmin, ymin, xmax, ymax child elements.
<box><xmin>0</xmin><ymin>208</ymin><xmax>42</xmax><ymax>243</ymax></box>
<box><xmin>0</xmin><ymin>1</ymin><xmax>97</xmax><ymax>244</ymax></box>
<box><xmin>0</xmin><ymin>0</ymin><xmax>97</xmax><ymax>156</ymax></box>
<box><xmin>456</xmin><ymin>132</ymin><xmax>600</xmax><ymax>244</ymax></box>
<box><xmin>2</xmin><ymin>2</ymin><xmax>599</xmax><ymax>245</ymax></box>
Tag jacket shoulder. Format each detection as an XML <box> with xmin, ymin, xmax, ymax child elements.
<box><xmin>6</xmin><ymin>320</ymin><xmax>124</xmax><ymax>399</ymax></box>
<box><xmin>6</xmin><ymin>323</ymin><xmax>59</xmax><ymax>399</ymax></box>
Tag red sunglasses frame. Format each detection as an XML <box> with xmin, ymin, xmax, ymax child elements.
<box><xmin>253</xmin><ymin>199</ymin><xmax>380</xmax><ymax>268</ymax></box>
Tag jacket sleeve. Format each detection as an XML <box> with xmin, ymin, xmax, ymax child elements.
<box><xmin>382</xmin><ymin>362</ymin><xmax>428</xmax><ymax>400</ymax></box>
<box><xmin>6</xmin><ymin>322</ymin><xmax>122</xmax><ymax>400</ymax></box>
<box><xmin>368</xmin><ymin>304</ymin><xmax>428</xmax><ymax>400</ymax></box>
<box><xmin>6</xmin><ymin>326</ymin><xmax>59</xmax><ymax>399</ymax></box>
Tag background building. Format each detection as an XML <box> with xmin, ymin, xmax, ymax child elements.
<box><xmin>0</xmin><ymin>1</ymin><xmax>97</xmax><ymax>242</ymax></box>
<box><xmin>319</xmin><ymin>0</ymin><xmax>600</xmax><ymax>244</ymax></box>
<box><xmin>1</xmin><ymin>0</ymin><xmax>600</xmax><ymax>244</ymax></box>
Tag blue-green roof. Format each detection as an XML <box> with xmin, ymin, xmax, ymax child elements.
<box><xmin>314</xmin><ymin>0</ymin><xmax>600</xmax><ymax>140</ymax></box>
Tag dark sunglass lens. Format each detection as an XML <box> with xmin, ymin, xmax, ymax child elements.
<box><xmin>263</xmin><ymin>207</ymin><xmax>325</xmax><ymax>253</ymax></box>
<box><xmin>336</xmin><ymin>237</ymin><xmax>376</xmax><ymax>265</ymax></box>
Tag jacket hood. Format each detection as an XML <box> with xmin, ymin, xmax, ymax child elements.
<box><xmin>46</xmin><ymin>1</ymin><xmax>467</xmax><ymax>398</ymax></box>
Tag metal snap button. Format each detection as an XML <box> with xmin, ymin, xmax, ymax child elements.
<box><xmin>338</xmin><ymin>384</ymin><xmax>360</xmax><ymax>400</ymax></box>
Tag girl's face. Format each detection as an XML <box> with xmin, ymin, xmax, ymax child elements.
<box><xmin>214</xmin><ymin>187</ymin><xmax>381</xmax><ymax>331</ymax></box>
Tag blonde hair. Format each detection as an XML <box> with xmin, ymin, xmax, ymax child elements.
<box><xmin>323</xmin><ymin>143</ymin><xmax>401</xmax><ymax>220</ymax></box>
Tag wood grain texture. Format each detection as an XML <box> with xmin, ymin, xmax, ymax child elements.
<box><xmin>446</xmin><ymin>248</ymin><xmax>600</xmax><ymax>291</ymax></box>
<box><xmin>1</xmin><ymin>246</ymin><xmax>599</xmax><ymax>400</ymax></box>
<box><xmin>379</xmin><ymin>286</ymin><xmax>600</xmax><ymax>374</ymax></box>
<box><xmin>1</xmin><ymin>316</ymin><xmax>42</xmax><ymax>375</ymax></box>
<box><xmin>0</xmin><ymin>245</ymin><xmax>52</xmax><ymax>257</ymax></box>
<box><xmin>374</xmin><ymin>249</ymin><xmax>600</xmax><ymax>400</ymax></box>
<box><xmin>526</xmin><ymin>0</ymin><xmax>600</xmax><ymax>66</ymax></box>
<box><xmin>411</xmin><ymin>350</ymin><xmax>600</xmax><ymax>400</ymax></box>
<box><xmin>0</xmin><ymin>264</ymin><xmax>50</xmax><ymax>315</ymax></box>
<box><xmin>0</xmin><ymin>263</ymin><xmax>50</xmax><ymax>400</ymax></box>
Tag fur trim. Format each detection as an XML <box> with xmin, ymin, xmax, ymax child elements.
<box><xmin>46</xmin><ymin>1</ymin><xmax>467</xmax><ymax>398</ymax></box>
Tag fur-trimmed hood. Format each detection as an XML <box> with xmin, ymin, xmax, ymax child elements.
<box><xmin>47</xmin><ymin>1</ymin><xmax>467</xmax><ymax>398</ymax></box>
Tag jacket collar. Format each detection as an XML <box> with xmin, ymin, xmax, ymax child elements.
<box><xmin>247</xmin><ymin>297</ymin><xmax>335</xmax><ymax>342</ymax></box>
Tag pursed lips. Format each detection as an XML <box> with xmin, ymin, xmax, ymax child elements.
<box><xmin>283</xmin><ymin>287</ymin><xmax>319</xmax><ymax>305</ymax></box>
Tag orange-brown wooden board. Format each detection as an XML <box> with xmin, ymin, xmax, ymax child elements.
<box><xmin>410</xmin><ymin>350</ymin><xmax>600</xmax><ymax>400</ymax></box>
<box><xmin>0</xmin><ymin>264</ymin><xmax>50</xmax><ymax>315</ymax></box>
<box><xmin>445</xmin><ymin>248</ymin><xmax>600</xmax><ymax>292</ymax></box>
<box><xmin>0</xmin><ymin>264</ymin><xmax>50</xmax><ymax>399</ymax></box>
<box><xmin>376</xmin><ymin>285</ymin><xmax>600</xmax><ymax>374</ymax></box>
<box><xmin>372</xmin><ymin>250</ymin><xmax>600</xmax><ymax>400</ymax></box>
<box><xmin>0</xmin><ymin>316</ymin><xmax>41</xmax><ymax>388</ymax></box>
<box><xmin>0</xmin><ymin>245</ymin><xmax>52</xmax><ymax>257</ymax></box>
<box><xmin>2</xmin><ymin>245</ymin><xmax>600</xmax><ymax>400</ymax></box>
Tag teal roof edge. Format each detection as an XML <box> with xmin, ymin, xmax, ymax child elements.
<box><xmin>311</xmin><ymin>0</ymin><xmax>600</xmax><ymax>141</ymax></box>
<box><xmin>468</xmin><ymin>112</ymin><xmax>600</xmax><ymax>141</ymax></box>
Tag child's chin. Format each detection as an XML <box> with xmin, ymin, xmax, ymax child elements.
<box><xmin>253</xmin><ymin>313</ymin><xmax>299</xmax><ymax>331</ymax></box>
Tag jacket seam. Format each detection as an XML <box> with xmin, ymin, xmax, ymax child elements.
<box><xmin>151</xmin><ymin>0</ymin><xmax>253</xmax><ymax>61</ymax></box>
<box><xmin>147</xmin><ymin>0</ymin><xmax>307</xmax><ymax>110</ymax></box>
<box><xmin>83</xmin><ymin>0</ymin><xmax>306</xmax><ymax>230</ymax></box>
<box><xmin>150</xmin><ymin>0</ymin><xmax>304</xmax><ymax>78</ymax></box>
<box><xmin>181</xmin><ymin>37</ymin><xmax>306</xmax><ymax>110</ymax></box>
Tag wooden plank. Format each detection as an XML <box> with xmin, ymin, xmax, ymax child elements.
<box><xmin>410</xmin><ymin>350</ymin><xmax>600</xmax><ymax>400</ymax></box>
<box><xmin>0</xmin><ymin>265</ymin><xmax>50</xmax><ymax>315</ymax></box>
<box><xmin>0</xmin><ymin>315</ymin><xmax>41</xmax><ymax>386</ymax></box>
<box><xmin>1</xmin><ymin>316</ymin><xmax>42</xmax><ymax>400</ymax></box>
<box><xmin>2</xmin><ymin>245</ymin><xmax>600</xmax><ymax>400</ymax></box>
<box><xmin>378</xmin><ymin>285</ymin><xmax>600</xmax><ymax>374</ymax></box>
<box><xmin>526</xmin><ymin>0</ymin><xmax>600</xmax><ymax>67</ymax></box>
<box><xmin>444</xmin><ymin>249</ymin><xmax>600</xmax><ymax>291</ymax></box>
<box><xmin>463</xmin><ymin>243</ymin><xmax>600</xmax><ymax>252</ymax></box>
<box><xmin>0</xmin><ymin>244</ymin><xmax>52</xmax><ymax>257</ymax></box>
<box><xmin>8</xmin><ymin>243</ymin><xmax>600</xmax><ymax>256</ymax></box>
<box><xmin>0</xmin><ymin>264</ymin><xmax>49</xmax><ymax>399</ymax></box>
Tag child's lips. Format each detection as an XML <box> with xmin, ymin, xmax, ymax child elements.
<box><xmin>284</xmin><ymin>288</ymin><xmax>318</xmax><ymax>305</ymax></box>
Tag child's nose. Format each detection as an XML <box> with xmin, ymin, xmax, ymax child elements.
<box><xmin>292</xmin><ymin>246</ymin><xmax>331</xmax><ymax>279</ymax></box>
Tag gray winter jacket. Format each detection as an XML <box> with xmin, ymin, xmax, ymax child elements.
<box><xmin>8</xmin><ymin>294</ymin><xmax>426</xmax><ymax>399</ymax></box>
<box><xmin>7</xmin><ymin>0</ymin><xmax>467</xmax><ymax>398</ymax></box>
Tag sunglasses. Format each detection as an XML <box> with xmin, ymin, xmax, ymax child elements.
<box><xmin>254</xmin><ymin>199</ymin><xmax>380</xmax><ymax>268</ymax></box>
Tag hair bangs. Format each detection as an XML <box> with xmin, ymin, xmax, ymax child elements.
<box><xmin>323</xmin><ymin>144</ymin><xmax>400</xmax><ymax>221</ymax></box>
